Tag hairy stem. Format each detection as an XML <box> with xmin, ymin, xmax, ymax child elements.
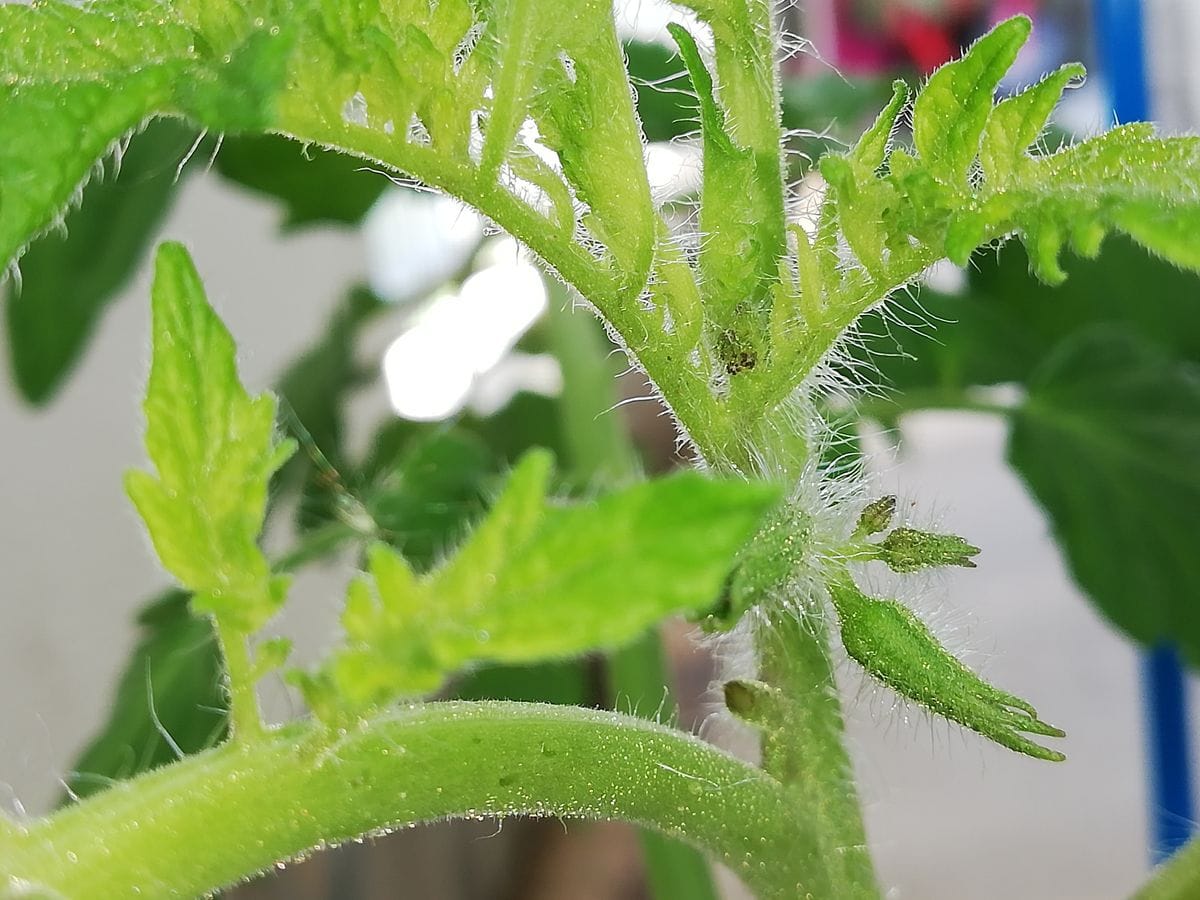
<box><xmin>610</xmin><ymin>632</ymin><xmax>720</xmax><ymax>900</ymax></box>
<box><xmin>757</xmin><ymin>613</ymin><xmax>879</xmax><ymax>898</ymax></box>
<box><xmin>7</xmin><ymin>702</ymin><xmax>818</xmax><ymax>899</ymax></box>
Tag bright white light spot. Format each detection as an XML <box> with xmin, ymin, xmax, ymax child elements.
<box><xmin>922</xmin><ymin>259</ymin><xmax>967</xmax><ymax>295</ymax></box>
<box><xmin>382</xmin><ymin>316</ymin><xmax>476</xmax><ymax>421</ymax></box>
<box><xmin>615</xmin><ymin>0</ymin><xmax>701</xmax><ymax>44</ymax></box>
<box><xmin>644</xmin><ymin>141</ymin><xmax>702</xmax><ymax>202</ymax></box>
<box><xmin>382</xmin><ymin>245</ymin><xmax>549</xmax><ymax>421</ymax></box>
<box><xmin>469</xmin><ymin>352</ymin><xmax>564</xmax><ymax>417</ymax></box>
<box><xmin>364</xmin><ymin>190</ymin><xmax>484</xmax><ymax>302</ymax></box>
<box><xmin>342</xmin><ymin>92</ymin><xmax>369</xmax><ymax>127</ymax></box>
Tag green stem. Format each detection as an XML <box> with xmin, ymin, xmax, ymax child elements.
<box><xmin>213</xmin><ymin>618</ymin><xmax>263</xmax><ymax>742</ymax></box>
<box><xmin>1135</xmin><ymin>839</ymin><xmax>1200</xmax><ymax>900</ymax></box>
<box><xmin>756</xmin><ymin>613</ymin><xmax>880</xmax><ymax>898</ymax></box>
<box><xmin>610</xmin><ymin>633</ymin><xmax>720</xmax><ymax>900</ymax></box>
<box><xmin>7</xmin><ymin>702</ymin><xmax>818</xmax><ymax>899</ymax></box>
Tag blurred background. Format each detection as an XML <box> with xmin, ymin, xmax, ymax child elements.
<box><xmin>2</xmin><ymin>1</ymin><xmax>1199</xmax><ymax>897</ymax></box>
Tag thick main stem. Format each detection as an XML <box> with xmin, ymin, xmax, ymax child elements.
<box><xmin>757</xmin><ymin>613</ymin><xmax>879</xmax><ymax>897</ymax></box>
<box><xmin>6</xmin><ymin>703</ymin><xmax>818</xmax><ymax>899</ymax></box>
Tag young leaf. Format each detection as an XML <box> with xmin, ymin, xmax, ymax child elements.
<box><xmin>1009</xmin><ymin>328</ymin><xmax>1200</xmax><ymax>663</ymax></box>
<box><xmin>0</xmin><ymin>1</ymin><xmax>298</xmax><ymax>273</ymax></box>
<box><xmin>979</xmin><ymin>62</ymin><xmax>1085</xmax><ymax>188</ymax></box>
<box><xmin>763</xmin><ymin>15</ymin><xmax>1200</xmax><ymax>416</ymax></box>
<box><xmin>1011</xmin><ymin>126</ymin><xmax>1200</xmax><ymax>280</ymax></box>
<box><xmin>828</xmin><ymin>577</ymin><xmax>1065</xmax><ymax>760</ymax></box>
<box><xmin>911</xmin><ymin>15</ymin><xmax>1031</xmax><ymax>186</ymax></box>
<box><xmin>847</xmin><ymin>79</ymin><xmax>909</xmax><ymax>177</ymax></box>
<box><xmin>669</xmin><ymin>22</ymin><xmax>778</xmax><ymax>343</ymax></box>
<box><xmin>304</xmin><ymin>451</ymin><xmax>780</xmax><ymax>712</ymax></box>
<box><xmin>125</xmin><ymin>243</ymin><xmax>295</xmax><ymax>633</ymax></box>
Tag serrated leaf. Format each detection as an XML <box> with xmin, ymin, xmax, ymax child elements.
<box><xmin>979</xmin><ymin>62</ymin><xmax>1085</xmax><ymax>188</ymax></box>
<box><xmin>668</xmin><ymin>21</ymin><xmax>779</xmax><ymax>347</ymax></box>
<box><xmin>911</xmin><ymin>15</ymin><xmax>1031</xmax><ymax>186</ymax></box>
<box><xmin>1009</xmin><ymin>328</ymin><xmax>1200</xmax><ymax>663</ymax></box>
<box><xmin>305</xmin><ymin>451</ymin><xmax>780</xmax><ymax>712</ymax></box>
<box><xmin>848</xmin><ymin>80</ymin><xmax>908</xmax><ymax>177</ymax></box>
<box><xmin>828</xmin><ymin>577</ymin><xmax>1065</xmax><ymax>760</ymax></box>
<box><xmin>776</xmin><ymin>15</ymin><xmax>1200</xmax><ymax>405</ymax></box>
<box><xmin>2</xmin><ymin>0</ymin><xmax>666</xmax><ymax>381</ymax></box>
<box><xmin>63</xmin><ymin>592</ymin><xmax>225</xmax><ymax>803</ymax></box>
<box><xmin>5</xmin><ymin>120</ymin><xmax>196</xmax><ymax>404</ymax></box>
<box><xmin>0</xmin><ymin>1</ymin><xmax>299</xmax><ymax>274</ymax></box>
<box><xmin>126</xmin><ymin>243</ymin><xmax>295</xmax><ymax>633</ymax></box>
<box><xmin>1013</xmin><ymin>126</ymin><xmax>1200</xmax><ymax>280</ymax></box>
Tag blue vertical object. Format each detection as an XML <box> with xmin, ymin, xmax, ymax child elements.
<box><xmin>1144</xmin><ymin>646</ymin><xmax>1196</xmax><ymax>861</ymax></box>
<box><xmin>1095</xmin><ymin>0</ymin><xmax>1150</xmax><ymax>120</ymax></box>
<box><xmin>1093</xmin><ymin>0</ymin><xmax>1196</xmax><ymax>863</ymax></box>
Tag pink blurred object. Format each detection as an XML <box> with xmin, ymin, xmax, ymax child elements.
<box><xmin>827</xmin><ymin>0</ymin><xmax>1042</xmax><ymax>75</ymax></box>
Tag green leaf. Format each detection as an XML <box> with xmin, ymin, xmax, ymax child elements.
<box><xmin>0</xmin><ymin>1</ymin><xmax>299</xmax><ymax>274</ymax></box>
<box><xmin>857</xmin><ymin>237</ymin><xmax>1200</xmax><ymax>401</ymax></box>
<box><xmin>5</xmin><ymin>120</ymin><xmax>196</xmax><ymax>404</ymax></box>
<box><xmin>1009</xmin><ymin>328</ymin><xmax>1200</xmax><ymax>662</ymax></box>
<box><xmin>764</xmin><ymin>15</ymin><xmax>1200</xmax><ymax>413</ymax></box>
<box><xmin>63</xmin><ymin>592</ymin><xmax>225</xmax><ymax>803</ymax></box>
<box><xmin>979</xmin><ymin>62</ymin><xmax>1085</xmax><ymax>188</ymax></box>
<box><xmin>304</xmin><ymin>451</ymin><xmax>780</xmax><ymax>712</ymax></box>
<box><xmin>851</xmin><ymin>239</ymin><xmax>1200</xmax><ymax>669</ymax></box>
<box><xmin>1010</xmin><ymin>125</ymin><xmax>1200</xmax><ymax>281</ymax></box>
<box><xmin>911</xmin><ymin>15</ymin><xmax>1031</xmax><ymax>186</ymax></box>
<box><xmin>847</xmin><ymin>79</ymin><xmax>908</xmax><ymax>177</ymax></box>
<box><xmin>828</xmin><ymin>577</ymin><xmax>1065</xmax><ymax>760</ymax></box>
<box><xmin>125</xmin><ymin>243</ymin><xmax>295</xmax><ymax>633</ymax></box>
<box><xmin>214</xmin><ymin>134</ymin><xmax>388</xmax><ymax>230</ymax></box>
<box><xmin>668</xmin><ymin>22</ymin><xmax>776</xmax><ymax>348</ymax></box>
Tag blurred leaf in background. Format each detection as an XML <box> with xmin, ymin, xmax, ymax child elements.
<box><xmin>213</xmin><ymin>134</ymin><xmax>389</xmax><ymax>230</ymax></box>
<box><xmin>1009</xmin><ymin>329</ymin><xmax>1200</xmax><ymax>663</ymax></box>
<box><xmin>64</xmin><ymin>591</ymin><xmax>225</xmax><ymax>803</ymax></box>
<box><xmin>5</xmin><ymin>120</ymin><xmax>197</xmax><ymax>404</ymax></box>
